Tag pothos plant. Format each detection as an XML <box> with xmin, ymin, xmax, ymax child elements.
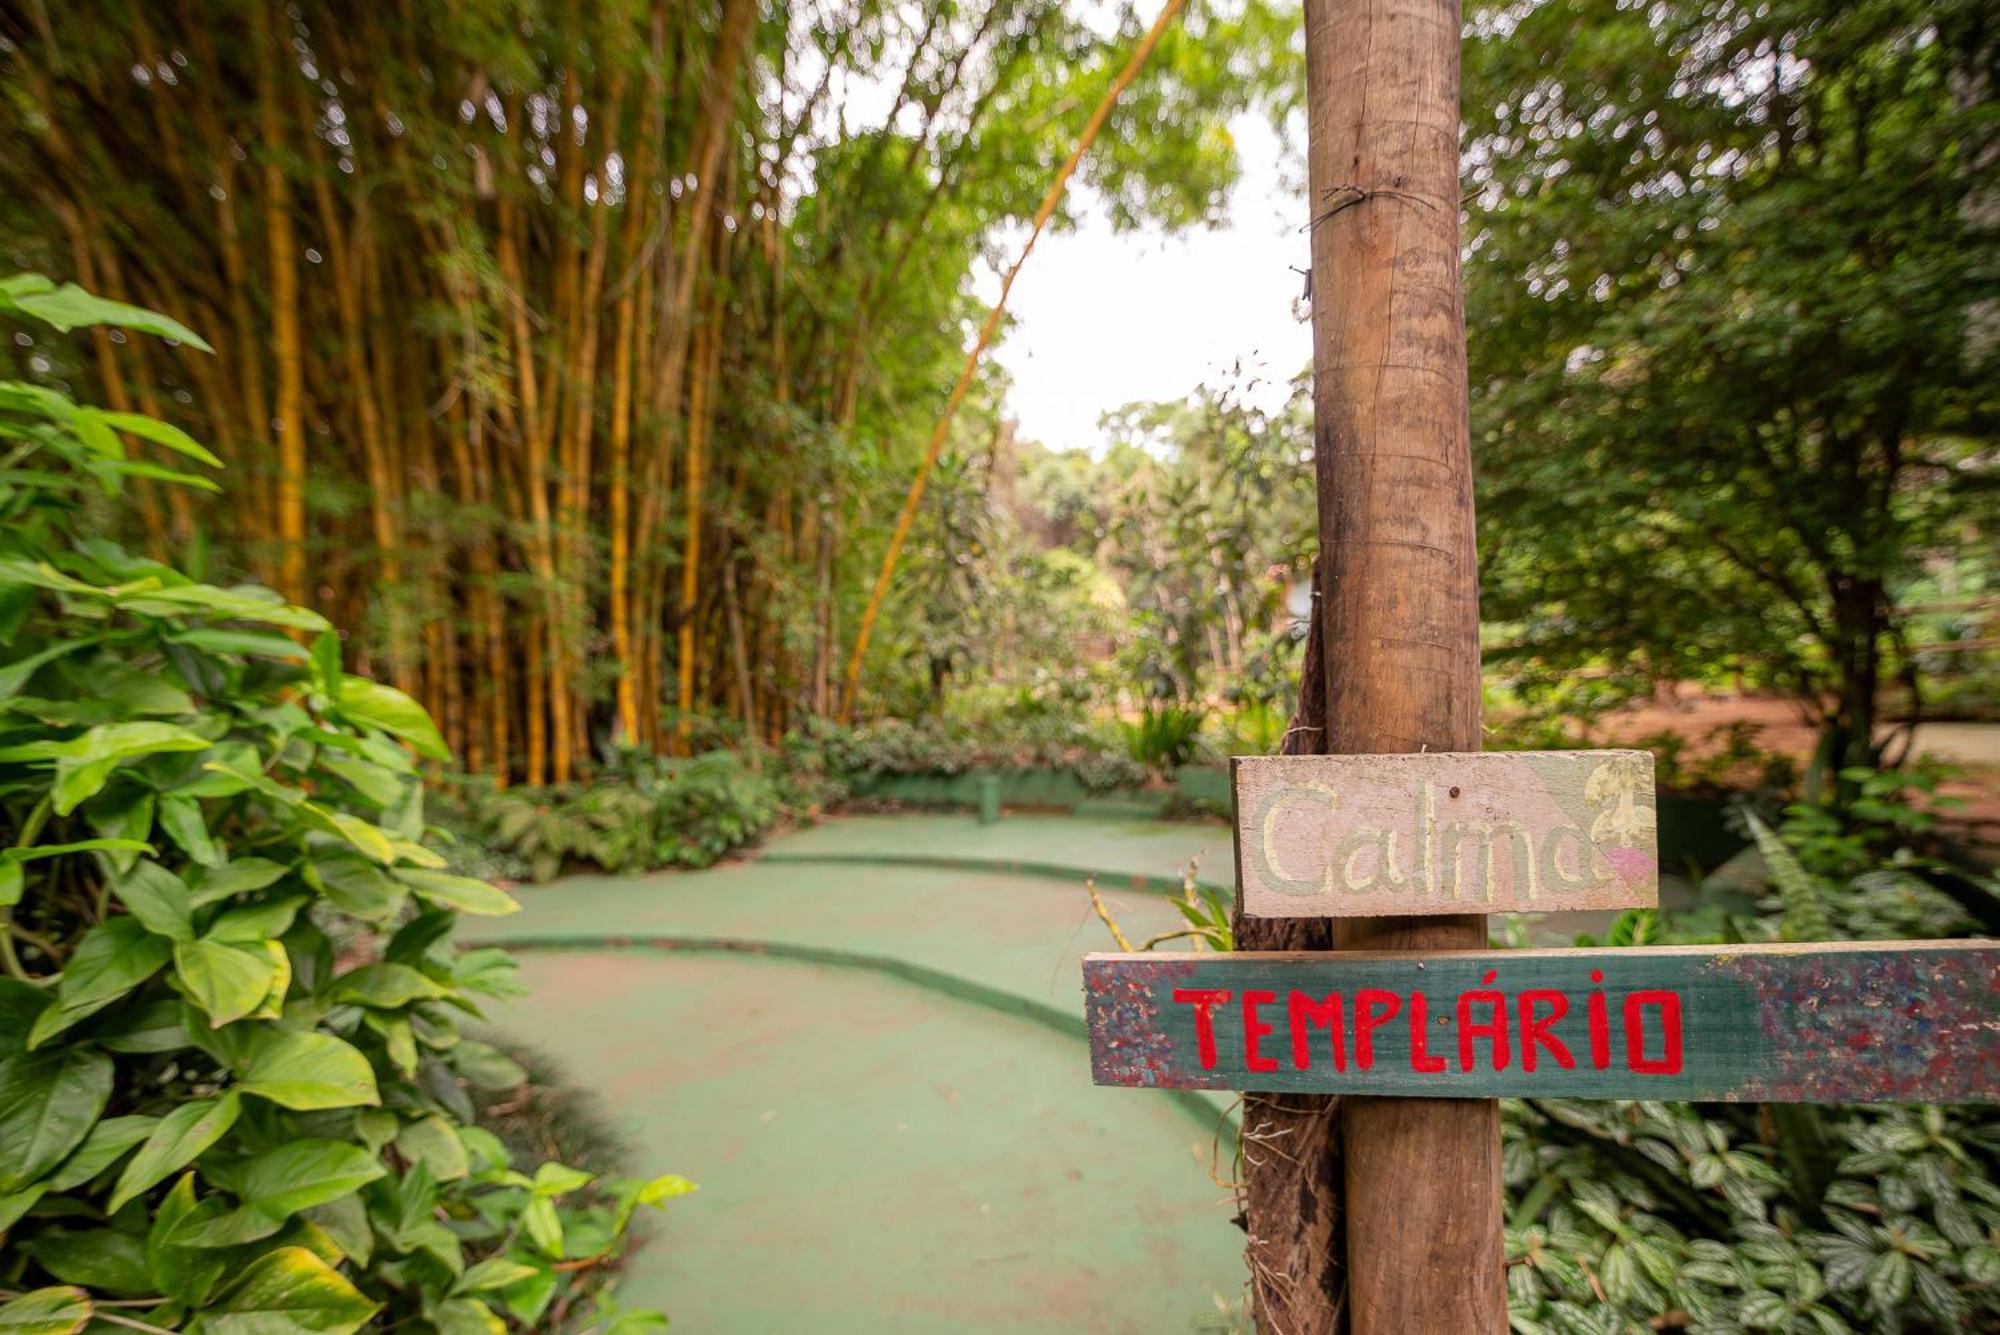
<box><xmin>0</xmin><ymin>275</ymin><xmax>690</xmax><ymax>1333</ymax></box>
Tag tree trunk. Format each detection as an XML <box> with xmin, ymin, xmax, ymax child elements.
<box><xmin>676</xmin><ymin>265</ymin><xmax>725</xmax><ymax>750</ymax></box>
<box><xmin>1824</xmin><ymin>574</ymin><xmax>1887</xmax><ymax>792</ymax></box>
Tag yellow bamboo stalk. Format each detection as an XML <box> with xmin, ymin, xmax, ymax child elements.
<box><xmin>675</xmin><ymin>274</ymin><xmax>725</xmax><ymax>750</ymax></box>
<box><xmin>256</xmin><ymin>6</ymin><xmax>309</xmax><ymax>608</ymax></box>
<box><xmin>183</xmin><ymin>21</ymin><xmax>273</xmax><ymax>574</ymax></box>
<box><xmin>608</xmin><ymin>226</ymin><xmax>644</xmax><ymax>746</ymax></box>
<box><xmin>59</xmin><ymin>220</ymin><xmax>164</xmax><ymax>556</ymax></box>
<box><xmin>601</xmin><ymin>42</ymin><xmax>660</xmax><ymax>753</ymax></box>
<box><xmin>838</xmin><ymin>0</ymin><xmax>1188</xmax><ymax>719</ymax></box>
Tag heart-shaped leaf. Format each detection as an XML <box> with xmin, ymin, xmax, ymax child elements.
<box><xmin>188</xmin><ymin>1245</ymin><xmax>378</xmax><ymax>1334</ymax></box>
<box><xmin>0</xmin><ymin>1047</ymin><xmax>112</xmax><ymax>1191</ymax></box>
<box><xmin>28</xmin><ymin>917</ymin><xmax>172</xmax><ymax>1047</ymax></box>
<box><xmin>108</xmin><ymin>1090</ymin><xmax>241</xmax><ymax>1211</ymax></box>
<box><xmin>239</xmin><ymin>1030</ymin><xmax>379</xmax><ymax>1110</ymax></box>
<box><xmin>0</xmin><ymin>1285</ymin><xmax>92</xmax><ymax>1335</ymax></box>
<box><xmin>173</xmin><ymin>938</ymin><xmax>277</xmax><ymax>1027</ymax></box>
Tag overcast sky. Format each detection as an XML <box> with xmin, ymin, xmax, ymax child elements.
<box><xmin>971</xmin><ymin>113</ymin><xmax>1313</xmax><ymax>454</ymax></box>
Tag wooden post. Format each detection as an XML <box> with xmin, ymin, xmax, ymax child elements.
<box><xmin>1307</xmin><ymin>0</ymin><xmax>1505</xmax><ymax>1325</ymax></box>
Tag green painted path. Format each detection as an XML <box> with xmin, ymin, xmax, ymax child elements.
<box><xmin>472</xmin><ymin>813</ymin><xmax>1247</xmax><ymax>1332</ymax></box>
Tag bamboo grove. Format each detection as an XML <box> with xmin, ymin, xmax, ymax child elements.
<box><xmin>0</xmin><ymin>0</ymin><xmax>1287</xmax><ymax>786</ymax></box>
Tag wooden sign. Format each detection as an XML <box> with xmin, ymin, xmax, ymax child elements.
<box><xmin>1085</xmin><ymin>942</ymin><xmax>2000</xmax><ymax>1103</ymax></box>
<box><xmin>1233</xmin><ymin>751</ymin><xmax>1658</xmax><ymax>918</ymax></box>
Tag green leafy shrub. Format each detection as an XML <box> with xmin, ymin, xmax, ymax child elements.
<box><xmin>1621</xmin><ymin>723</ymin><xmax>1801</xmax><ymax>796</ymax></box>
<box><xmin>0</xmin><ymin>279</ymin><xmax>688</xmax><ymax>1331</ymax></box>
<box><xmin>1749</xmin><ymin>766</ymin><xmax>1988</xmax><ymax>944</ymax></box>
<box><xmin>1211</xmin><ymin>699</ymin><xmax>1287</xmax><ymax>757</ymax></box>
<box><xmin>1120</xmin><ymin>703</ymin><xmax>1207</xmax><ymax>775</ymax></box>
<box><xmin>797</xmin><ymin>717</ymin><xmax>978</xmax><ymax>782</ymax></box>
<box><xmin>1777</xmin><ymin>762</ymin><xmax>1963</xmax><ymax>878</ymax></box>
<box><xmin>792</xmin><ymin>713</ymin><xmax>1149</xmax><ymax>795</ymax></box>
<box><xmin>476</xmin><ymin>751</ymin><xmax>782</xmax><ymax>882</ymax></box>
<box><xmin>1503</xmin><ymin>1098</ymin><xmax>2000</xmax><ymax>1333</ymax></box>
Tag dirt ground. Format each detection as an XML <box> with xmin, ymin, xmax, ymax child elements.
<box><xmin>1580</xmin><ymin>685</ymin><xmax>2000</xmax><ymax>852</ymax></box>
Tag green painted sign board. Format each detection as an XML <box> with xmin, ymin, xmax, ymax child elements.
<box><xmin>1084</xmin><ymin>942</ymin><xmax>2000</xmax><ymax>1103</ymax></box>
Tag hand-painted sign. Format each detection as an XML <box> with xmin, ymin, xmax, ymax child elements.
<box><xmin>1084</xmin><ymin>943</ymin><xmax>2000</xmax><ymax>1102</ymax></box>
<box><xmin>1233</xmin><ymin>751</ymin><xmax>1658</xmax><ymax>918</ymax></box>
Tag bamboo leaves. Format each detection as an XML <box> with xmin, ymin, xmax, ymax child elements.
<box><xmin>0</xmin><ymin>0</ymin><xmax>1284</xmax><ymax>771</ymax></box>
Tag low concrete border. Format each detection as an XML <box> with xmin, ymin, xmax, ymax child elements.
<box><xmin>755</xmin><ymin>850</ymin><xmax>1225</xmax><ymax>897</ymax></box>
<box><xmin>492</xmin><ymin>932</ymin><xmax>1238</xmax><ymax>1135</ymax></box>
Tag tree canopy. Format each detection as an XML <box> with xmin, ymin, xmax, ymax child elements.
<box><xmin>1465</xmin><ymin>0</ymin><xmax>1998</xmax><ymax>773</ymax></box>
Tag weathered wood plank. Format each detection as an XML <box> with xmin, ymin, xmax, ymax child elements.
<box><xmin>1233</xmin><ymin>750</ymin><xmax>1659</xmax><ymax>918</ymax></box>
<box><xmin>1085</xmin><ymin>942</ymin><xmax>2000</xmax><ymax>1102</ymax></box>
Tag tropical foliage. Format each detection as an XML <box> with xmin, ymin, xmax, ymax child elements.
<box><xmin>1020</xmin><ymin>377</ymin><xmax>1317</xmax><ymax>711</ymax></box>
<box><xmin>0</xmin><ymin>0</ymin><xmax>1291</xmax><ymax>783</ymax></box>
<box><xmin>468</xmin><ymin>750</ymin><xmax>784</xmax><ymax>883</ymax></box>
<box><xmin>0</xmin><ymin>287</ymin><xmax>688</xmax><ymax>1331</ymax></box>
<box><xmin>1121</xmin><ymin>703</ymin><xmax>1209</xmax><ymax>775</ymax></box>
<box><xmin>1466</xmin><ymin>0</ymin><xmax>1999</xmax><ymax>778</ymax></box>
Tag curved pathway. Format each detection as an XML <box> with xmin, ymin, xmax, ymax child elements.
<box><xmin>471</xmin><ymin>813</ymin><xmax>1247</xmax><ymax>1332</ymax></box>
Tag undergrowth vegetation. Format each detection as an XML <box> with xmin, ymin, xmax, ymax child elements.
<box><xmin>0</xmin><ymin>284</ymin><xmax>688</xmax><ymax>1332</ymax></box>
<box><xmin>466</xmin><ymin>752</ymin><xmax>785</xmax><ymax>883</ymax></box>
<box><xmin>1120</xmin><ymin>704</ymin><xmax>1209</xmax><ymax>776</ymax></box>
<box><xmin>449</xmin><ymin>709</ymin><xmax>1172</xmax><ymax>884</ymax></box>
<box><xmin>795</xmin><ymin>710</ymin><xmax>1150</xmax><ymax>793</ymax></box>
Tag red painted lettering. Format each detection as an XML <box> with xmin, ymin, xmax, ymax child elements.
<box><xmin>1518</xmin><ymin>989</ymin><xmax>1575</xmax><ymax>1072</ymax></box>
<box><xmin>1288</xmin><ymin>991</ymin><xmax>1346</xmax><ymax>1072</ymax></box>
<box><xmin>1457</xmin><ymin>972</ymin><xmax>1510</xmax><ymax>1072</ymax></box>
<box><xmin>1408</xmin><ymin>992</ymin><xmax>1446</xmax><ymax>1073</ymax></box>
<box><xmin>1587</xmin><ymin>970</ymin><xmax>1611</xmax><ymax>1070</ymax></box>
<box><xmin>1625</xmin><ymin>990</ymin><xmax>1684</xmax><ymax>1075</ymax></box>
<box><xmin>1353</xmin><ymin>989</ymin><xmax>1401</xmax><ymax>1071</ymax></box>
<box><xmin>1172</xmin><ymin>989</ymin><xmax>1232</xmax><ymax>1070</ymax></box>
<box><xmin>1242</xmin><ymin>990</ymin><xmax>1279</xmax><ymax>1073</ymax></box>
